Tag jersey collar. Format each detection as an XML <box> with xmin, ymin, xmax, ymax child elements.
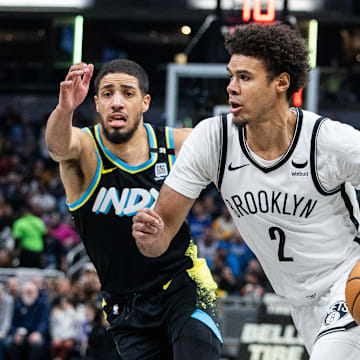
<box><xmin>238</xmin><ymin>108</ymin><xmax>303</xmax><ymax>174</ymax></box>
<box><xmin>94</xmin><ymin>123</ymin><xmax>158</xmax><ymax>174</ymax></box>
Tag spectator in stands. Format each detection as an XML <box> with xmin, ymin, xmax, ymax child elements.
<box><xmin>212</xmin><ymin>205</ymin><xmax>237</xmax><ymax>241</ymax></box>
<box><xmin>5</xmin><ymin>281</ymin><xmax>50</xmax><ymax>360</ymax></box>
<box><xmin>240</xmin><ymin>270</ymin><xmax>265</xmax><ymax>299</ymax></box>
<box><xmin>6</xmin><ymin>276</ymin><xmax>20</xmax><ymax>301</ymax></box>
<box><xmin>53</xmin><ymin>278</ymin><xmax>71</xmax><ymax>301</ymax></box>
<box><xmin>6</xmin><ymin>172</ymin><xmax>29</xmax><ymax>211</ymax></box>
<box><xmin>246</xmin><ymin>258</ymin><xmax>273</xmax><ymax>293</ymax></box>
<box><xmin>30</xmin><ymin>276</ymin><xmax>48</xmax><ymax>303</ymax></box>
<box><xmin>0</xmin><ymin>105</ymin><xmax>22</xmax><ymax>138</ymax></box>
<box><xmin>187</xmin><ymin>200</ymin><xmax>212</xmax><ymax>240</ymax></box>
<box><xmin>0</xmin><ymin>248</ymin><xmax>12</xmax><ymax>268</ymax></box>
<box><xmin>32</xmin><ymin>159</ymin><xmax>52</xmax><ymax>190</ymax></box>
<box><xmin>50</xmin><ymin>296</ymin><xmax>83</xmax><ymax>360</ymax></box>
<box><xmin>197</xmin><ymin>226</ymin><xmax>219</xmax><ymax>268</ymax></box>
<box><xmin>0</xmin><ymin>282</ymin><xmax>14</xmax><ymax>360</ymax></box>
<box><xmin>0</xmin><ymin>192</ymin><xmax>14</xmax><ymax>236</ymax></box>
<box><xmin>225</xmin><ymin>230</ymin><xmax>254</xmax><ymax>277</ymax></box>
<box><xmin>202</xmin><ymin>193</ymin><xmax>219</xmax><ymax>220</ymax></box>
<box><xmin>43</xmin><ymin>276</ymin><xmax>58</xmax><ymax>306</ymax></box>
<box><xmin>43</xmin><ymin>232</ymin><xmax>67</xmax><ymax>271</ymax></box>
<box><xmin>12</xmin><ymin>203</ymin><xmax>46</xmax><ymax>268</ymax></box>
<box><xmin>49</xmin><ymin>212</ymin><xmax>79</xmax><ymax>251</ymax></box>
<box><xmin>218</xmin><ymin>266</ymin><xmax>242</xmax><ymax>295</ymax></box>
<box><xmin>29</xmin><ymin>184</ymin><xmax>57</xmax><ymax>214</ymax></box>
<box><xmin>211</xmin><ymin>247</ymin><xmax>227</xmax><ymax>287</ymax></box>
<box><xmin>80</xmin><ymin>263</ymin><xmax>101</xmax><ymax>304</ymax></box>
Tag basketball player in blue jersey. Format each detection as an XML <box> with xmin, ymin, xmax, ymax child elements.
<box><xmin>45</xmin><ymin>59</ymin><xmax>222</xmax><ymax>359</ymax></box>
<box><xmin>133</xmin><ymin>23</ymin><xmax>360</xmax><ymax>359</ymax></box>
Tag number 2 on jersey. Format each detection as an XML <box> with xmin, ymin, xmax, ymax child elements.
<box><xmin>269</xmin><ymin>227</ymin><xmax>294</xmax><ymax>262</ymax></box>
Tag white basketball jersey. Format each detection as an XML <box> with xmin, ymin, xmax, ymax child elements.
<box><xmin>217</xmin><ymin>109</ymin><xmax>360</xmax><ymax>305</ymax></box>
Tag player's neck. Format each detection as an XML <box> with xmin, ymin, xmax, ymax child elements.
<box><xmin>246</xmin><ymin>108</ymin><xmax>296</xmax><ymax>161</ymax></box>
<box><xmin>101</xmin><ymin>123</ymin><xmax>150</xmax><ymax>166</ymax></box>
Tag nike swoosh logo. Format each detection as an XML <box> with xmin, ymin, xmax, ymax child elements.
<box><xmin>291</xmin><ymin>160</ymin><xmax>308</xmax><ymax>169</ymax></box>
<box><xmin>228</xmin><ymin>163</ymin><xmax>249</xmax><ymax>171</ymax></box>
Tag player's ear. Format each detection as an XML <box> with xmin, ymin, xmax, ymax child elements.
<box><xmin>142</xmin><ymin>94</ymin><xmax>151</xmax><ymax>113</ymax></box>
<box><xmin>276</xmin><ymin>72</ymin><xmax>290</xmax><ymax>94</ymax></box>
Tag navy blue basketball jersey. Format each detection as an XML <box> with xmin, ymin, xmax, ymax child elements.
<box><xmin>69</xmin><ymin>123</ymin><xmax>193</xmax><ymax>296</ymax></box>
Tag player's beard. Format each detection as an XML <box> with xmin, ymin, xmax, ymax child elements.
<box><xmin>233</xmin><ymin>117</ymin><xmax>249</xmax><ymax>129</ymax></box>
<box><xmin>101</xmin><ymin>112</ymin><xmax>142</xmax><ymax>144</ymax></box>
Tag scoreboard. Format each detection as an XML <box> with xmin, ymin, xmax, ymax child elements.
<box><xmin>242</xmin><ymin>0</ymin><xmax>276</xmax><ymax>23</ymax></box>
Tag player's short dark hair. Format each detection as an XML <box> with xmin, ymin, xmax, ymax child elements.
<box><xmin>225</xmin><ymin>23</ymin><xmax>310</xmax><ymax>99</ymax></box>
<box><xmin>94</xmin><ymin>59</ymin><xmax>149</xmax><ymax>96</ymax></box>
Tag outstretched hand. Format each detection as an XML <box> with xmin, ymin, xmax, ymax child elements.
<box><xmin>58</xmin><ymin>62</ymin><xmax>94</xmax><ymax>113</ymax></box>
<box><xmin>132</xmin><ymin>208</ymin><xmax>167</xmax><ymax>257</ymax></box>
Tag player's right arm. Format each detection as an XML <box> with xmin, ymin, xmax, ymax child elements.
<box><xmin>45</xmin><ymin>62</ymin><xmax>97</xmax><ymax>203</ymax></box>
<box><xmin>45</xmin><ymin>62</ymin><xmax>94</xmax><ymax>161</ymax></box>
<box><xmin>132</xmin><ymin>116</ymin><xmax>222</xmax><ymax>257</ymax></box>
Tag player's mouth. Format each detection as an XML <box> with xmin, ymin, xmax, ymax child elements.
<box><xmin>109</xmin><ymin>113</ymin><xmax>127</xmax><ymax>128</ymax></box>
<box><xmin>229</xmin><ymin>100</ymin><xmax>243</xmax><ymax>115</ymax></box>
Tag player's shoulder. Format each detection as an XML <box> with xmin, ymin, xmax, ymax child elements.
<box><xmin>301</xmin><ymin>108</ymin><xmax>355</xmax><ymax>133</ymax></box>
<box><xmin>300</xmin><ymin>108</ymin><xmax>325</xmax><ymax>126</ymax></box>
<box><xmin>305</xmin><ymin>110</ymin><xmax>360</xmax><ymax>154</ymax></box>
<box><xmin>193</xmin><ymin>114</ymin><xmax>225</xmax><ymax>133</ymax></box>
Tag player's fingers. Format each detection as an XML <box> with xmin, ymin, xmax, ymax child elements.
<box><xmin>132</xmin><ymin>221</ymin><xmax>157</xmax><ymax>234</ymax></box>
<box><xmin>132</xmin><ymin>229</ymin><xmax>150</xmax><ymax>242</ymax></box>
<box><xmin>59</xmin><ymin>80</ymin><xmax>73</xmax><ymax>91</ymax></box>
<box><xmin>132</xmin><ymin>213</ymin><xmax>159</xmax><ymax>229</ymax></box>
<box><xmin>133</xmin><ymin>211</ymin><xmax>162</xmax><ymax>229</ymax></box>
<box><xmin>69</xmin><ymin>62</ymin><xmax>88</xmax><ymax>71</ymax></box>
<box><xmin>65</xmin><ymin>69</ymin><xmax>88</xmax><ymax>81</ymax></box>
<box><xmin>82</xmin><ymin>64</ymin><xmax>94</xmax><ymax>88</ymax></box>
<box><xmin>138</xmin><ymin>208</ymin><xmax>163</xmax><ymax>223</ymax></box>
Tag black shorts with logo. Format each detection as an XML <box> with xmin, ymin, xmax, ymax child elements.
<box><xmin>102</xmin><ymin>270</ymin><xmax>222</xmax><ymax>360</ymax></box>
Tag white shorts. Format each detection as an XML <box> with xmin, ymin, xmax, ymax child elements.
<box><xmin>290</xmin><ymin>269</ymin><xmax>358</xmax><ymax>354</ymax></box>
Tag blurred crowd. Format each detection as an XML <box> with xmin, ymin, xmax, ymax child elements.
<box><xmin>0</xmin><ymin>104</ymin><xmax>272</xmax><ymax>359</ymax></box>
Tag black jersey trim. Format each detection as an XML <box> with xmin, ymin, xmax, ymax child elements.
<box><xmin>217</xmin><ymin>114</ymin><xmax>228</xmax><ymax>190</ymax></box>
<box><xmin>94</xmin><ymin>123</ymin><xmax>158</xmax><ymax>174</ymax></box>
<box><xmin>165</xmin><ymin>126</ymin><xmax>176</xmax><ymax>169</ymax></box>
<box><xmin>316</xmin><ymin>321</ymin><xmax>358</xmax><ymax>341</ymax></box>
<box><xmin>238</xmin><ymin>108</ymin><xmax>303</xmax><ymax>173</ymax></box>
<box><xmin>341</xmin><ymin>184</ymin><xmax>360</xmax><ymax>231</ymax></box>
<box><xmin>67</xmin><ymin>127</ymin><xmax>103</xmax><ymax>211</ymax></box>
<box><xmin>310</xmin><ymin>117</ymin><xmax>341</xmax><ymax>195</ymax></box>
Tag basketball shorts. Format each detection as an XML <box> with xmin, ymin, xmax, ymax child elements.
<box><xmin>102</xmin><ymin>270</ymin><xmax>222</xmax><ymax>360</ymax></box>
<box><xmin>290</xmin><ymin>269</ymin><xmax>359</xmax><ymax>354</ymax></box>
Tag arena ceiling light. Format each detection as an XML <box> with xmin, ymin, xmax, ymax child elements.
<box><xmin>0</xmin><ymin>0</ymin><xmax>92</xmax><ymax>9</ymax></box>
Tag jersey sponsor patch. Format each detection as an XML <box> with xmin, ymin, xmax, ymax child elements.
<box><xmin>155</xmin><ymin>162</ymin><xmax>168</xmax><ymax>179</ymax></box>
<box><xmin>323</xmin><ymin>301</ymin><xmax>349</xmax><ymax>326</ymax></box>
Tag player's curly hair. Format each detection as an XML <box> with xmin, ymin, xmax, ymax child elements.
<box><xmin>94</xmin><ymin>59</ymin><xmax>149</xmax><ymax>96</ymax></box>
<box><xmin>225</xmin><ymin>23</ymin><xmax>310</xmax><ymax>99</ymax></box>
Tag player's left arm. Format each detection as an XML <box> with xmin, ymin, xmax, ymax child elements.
<box><xmin>133</xmin><ymin>117</ymin><xmax>220</xmax><ymax>257</ymax></box>
<box><xmin>318</xmin><ymin>120</ymin><xmax>360</xmax><ymax>189</ymax></box>
<box><xmin>132</xmin><ymin>185</ymin><xmax>195</xmax><ymax>257</ymax></box>
<box><xmin>172</xmin><ymin>128</ymin><xmax>192</xmax><ymax>156</ymax></box>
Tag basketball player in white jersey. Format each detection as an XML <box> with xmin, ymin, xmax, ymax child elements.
<box><xmin>132</xmin><ymin>23</ymin><xmax>360</xmax><ymax>359</ymax></box>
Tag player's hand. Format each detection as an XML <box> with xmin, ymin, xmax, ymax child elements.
<box><xmin>57</xmin><ymin>62</ymin><xmax>94</xmax><ymax>113</ymax></box>
<box><xmin>132</xmin><ymin>208</ymin><xmax>166</xmax><ymax>257</ymax></box>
